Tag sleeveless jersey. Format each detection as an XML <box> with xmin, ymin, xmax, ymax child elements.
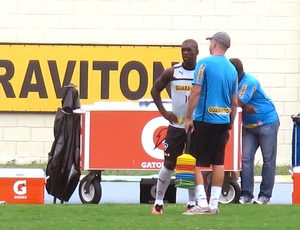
<box><xmin>170</xmin><ymin>63</ymin><xmax>194</xmax><ymax>129</ymax></box>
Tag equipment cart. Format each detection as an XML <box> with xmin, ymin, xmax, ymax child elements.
<box><xmin>76</xmin><ymin>101</ymin><xmax>242</xmax><ymax>204</ymax></box>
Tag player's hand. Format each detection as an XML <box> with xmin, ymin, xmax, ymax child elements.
<box><xmin>243</xmin><ymin>104</ymin><xmax>257</xmax><ymax>114</ymax></box>
<box><xmin>185</xmin><ymin>118</ymin><xmax>194</xmax><ymax>133</ymax></box>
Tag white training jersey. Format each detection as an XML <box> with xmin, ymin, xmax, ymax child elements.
<box><xmin>170</xmin><ymin>63</ymin><xmax>194</xmax><ymax>129</ymax></box>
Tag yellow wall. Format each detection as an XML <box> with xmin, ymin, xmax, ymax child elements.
<box><xmin>0</xmin><ymin>44</ymin><xmax>180</xmax><ymax>112</ymax></box>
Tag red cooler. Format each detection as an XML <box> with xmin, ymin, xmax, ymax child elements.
<box><xmin>0</xmin><ymin>168</ymin><xmax>45</xmax><ymax>204</ymax></box>
<box><xmin>292</xmin><ymin>167</ymin><xmax>300</xmax><ymax>204</ymax></box>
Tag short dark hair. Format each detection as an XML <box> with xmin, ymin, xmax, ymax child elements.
<box><xmin>182</xmin><ymin>39</ymin><xmax>198</xmax><ymax>50</ymax></box>
<box><xmin>229</xmin><ymin>58</ymin><xmax>244</xmax><ymax>76</ymax></box>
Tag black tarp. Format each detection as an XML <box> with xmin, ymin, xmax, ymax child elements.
<box><xmin>45</xmin><ymin>84</ymin><xmax>81</xmax><ymax>202</ymax></box>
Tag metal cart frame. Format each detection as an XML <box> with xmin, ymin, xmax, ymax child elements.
<box><xmin>76</xmin><ymin>102</ymin><xmax>242</xmax><ymax>204</ymax></box>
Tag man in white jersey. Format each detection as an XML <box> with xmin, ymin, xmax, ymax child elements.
<box><xmin>151</xmin><ymin>39</ymin><xmax>199</xmax><ymax>214</ymax></box>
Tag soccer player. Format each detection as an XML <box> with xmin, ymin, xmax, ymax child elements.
<box><xmin>151</xmin><ymin>39</ymin><xmax>199</xmax><ymax>214</ymax></box>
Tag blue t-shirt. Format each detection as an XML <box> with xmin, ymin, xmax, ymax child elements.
<box><xmin>193</xmin><ymin>55</ymin><xmax>238</xmax><ymax>124</ymax></box>
<box><xmin>238</xmin><ymin>72</ymin><xmax>279</xmax><ymax>125</ymax></box>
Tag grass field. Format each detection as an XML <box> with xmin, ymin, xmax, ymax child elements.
<box><xmin>0</xmin><ymin>203</ymin><xmax>299</xmax><ymax>229</ymax></box>
<box><xmin>0</xmin><ymin>163</ymin><xmax>296</xmax><ymax>229</ymax></box>
<box><xmin>0</xmin><ymin>163</ymin><xmax>292</xmax><ymax>176</ymax></box>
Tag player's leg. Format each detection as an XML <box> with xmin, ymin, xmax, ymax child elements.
<box><xmin>209</xmin><ymin>125</ymin><xmax>229</xmax><ymax>213</ymax></box>
<box><xmin>152</xmin><ymin>126</ymin><xmax>186</xmax><ymax>214</ymax></box>
<box><xmin>183</xmin><ymin>122</ymin><xmax>210</xmax><ymax>215</ymax></box>
<box><xmin>240</xmin><ymin>127</ymin><xmax>259</xmax><ymax>204</ymax></box>
<box><xmin>254</xmin><ymin>120</ymin><xmax>279</xmax><ymax>204</ymax></box>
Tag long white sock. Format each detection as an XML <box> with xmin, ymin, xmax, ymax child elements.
<box><xmin>195</xmin><ymin>184</ymin><xmax>208</xmax><ymax>207</ymax></box>
<box><xmin>209</xmin><ymin>186</ymin><xmax>222</xmax><ymax>210</ymax></box>
<box><xmin>187</xmin><ymin>188</ymin><xmax>195</xmax><ymax>206</ymax></box>
<box><xmin>155</xmin><ymin>166</ymin><xmax>172</xmax><ymax>205</ymax></box>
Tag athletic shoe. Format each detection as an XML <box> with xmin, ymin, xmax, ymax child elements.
<box><xmin>182</xmin><ymin>205</ymin><xmax>210</xmax><ymax>215</ymax></box>
<box><xmin>239</xmin><ymin>196</ymin><xmax>253</xmax><ymax>204</ymax></box>
<box><xmin>253</xmin><ymin>196</ymin><xmax>270</xmax><ymax>205</ymax></box>
<box><xmin>152</xmin><ymin>204</ymin><xmax>164</xmax><ymax>214</ymax></box>
<box><xmin>210</xmin><ymin>208</ymin><xmax>219</xmax><ymax>215</ymax></box>
<box><xmin>185</xmin><ymin>204</ymin><xmax>195</xmax><ymax>212</ymax></box>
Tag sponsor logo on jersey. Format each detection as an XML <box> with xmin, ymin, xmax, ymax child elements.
<box><xmin>197</xmin><ymin>64</ymin><xmax>205</xmax><ymax>83</ymax></box>
<box><xmin>208</xmin><ymin>106</ymin><xmax>231</xmax><ymax>114</ymax></box>
<box><xmin>239</xmin><ymin>83</ymin><xmax>247</xmax><ymax>98</ymax></box>
<box><xmin>175</xmin><ymin>85</ymin><xmax>192</xmax><ymax>91</ymax></box>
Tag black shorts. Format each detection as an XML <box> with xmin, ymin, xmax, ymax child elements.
<box><xmin>190</xmin><ymin>121</ymin><xmax>230</xmax><ymax>167</ymax></box>
<box><xmin>164</xmin><ymin>125</ymin><xmax>187</xmax><ymax>162</ymax></box>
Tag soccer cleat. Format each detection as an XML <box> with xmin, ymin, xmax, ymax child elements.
<box><xmin>152</xmin><ymin>204</ymin><xmax>164</xmax><ymax>214</ymax></box>
<box><xmin>239</xmin><ymin>196</ymin><xmax>253</xmax><ymax>204</ymax></box>
<box><xmin>182</xmin><ymin>205</ymin><xmax>210</xmax><ymax>215</ymax></box>
<box><xmin>210</xmin><ymin>208</ymin><xmax>219</xmax><ymax>215</ymax></box>
<box><xmin>253</xmin><ymin>196</ymin><xmax>270</xmax><ymax>205</ymax></box>
<box><xmin>185</xmin><ymin>204</ymin><xmax>195</xmax><ymax>212</ymax></box>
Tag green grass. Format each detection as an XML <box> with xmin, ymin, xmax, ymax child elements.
<box><xmin>0</xmin><ymin>163</ymin><xmax>292</xmax><ymax>176</ymax></box>
<box><xmin>0</xmin><ymin>203</ymin><xmax>299</xmax><ymax>229</ymax></box>
<box><xmin>0</xmin><ymin>164</ymin><xmax>295</xmax><ymax>229</ymax></box>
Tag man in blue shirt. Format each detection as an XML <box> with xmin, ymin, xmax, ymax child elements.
<box><xmin>184</xmin><ymin>32</ymin><xmax>238</xmax><ymax>215</ymax></box>
<box><xmin>230</xmin><ymin>58</ymin><xmax>280</xmax><ymax>205</ymax></box>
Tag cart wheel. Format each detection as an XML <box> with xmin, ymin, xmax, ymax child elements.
<box><xmin>219</xmin><ymin>179</ymin><xmax>241</xmax><ymax>204</ymax></box>
<box><xmin>206</xmin><ymin>179</ymin><xmax>241</xmax><ymax>204</ymax></box>
<box><xmin>79</xmin><ymin>176</ymin><xmax>102</xmax><ymax>204</ymax></box>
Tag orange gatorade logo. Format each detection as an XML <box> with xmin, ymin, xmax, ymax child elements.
<box><xmin>141</xmin><ymin>117</ymin><xmax>169</xmax><ymax>160</ymax></box>
<box><xmin>13</xmin><ymin>180</ymin><xmax>27</xmax><ymax>199</ymax></box>
<box><xmin>0</xmin><ymin>176</ymin><xmax>44</xmax><ymax>204</ymax></box>
<box><xmin>153</xmin><ymin>126</ymin><xmax>168</xmax><ymax>151</ymax></box>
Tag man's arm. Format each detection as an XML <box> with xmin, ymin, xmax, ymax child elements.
<box><xmin>238</xmin><ymin>99</ymin><xmax>257</xmax><ymax>114</ymax></box>
<box><xmin>237</xmin><ymin>81</ymin><xmax>257</xmax><ymax>114</ymax></box>
<box><xmin>185</xmin><ymin>84</ymin><xmax>201</xmax><ymax>132</ymax></box>
<box><xmin>230</xmin><ymin>94</ymin><xmax>238</xmax><ymax>129</ymax></box>
<box><xmin>151</xmin><ymin>67</ymin><xmax>177</xmax><ymax>123</ymax></box>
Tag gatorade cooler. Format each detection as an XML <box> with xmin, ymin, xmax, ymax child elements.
<box><xmin>291</xmin><ymin>115</ymin><xmax>300</xmax><ymax>204</ymax></box>
<box><xmin>0</xmin><ymin>168</ymin><xmax>45</xmax><ymax>204</ymax></box>
<box><xmin>292</xmin><ymin>166</ymin><xmax>300</xmax><ymax>204</ymax></box>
